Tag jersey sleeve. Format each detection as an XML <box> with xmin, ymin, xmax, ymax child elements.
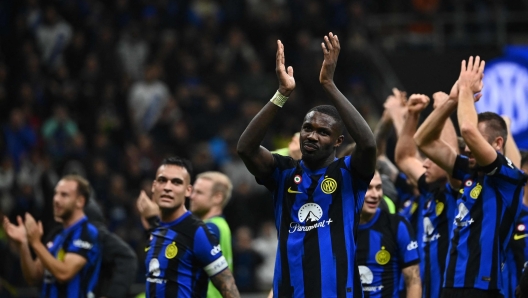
<box><xmin>484</xmin><ymin>153</ymin><xmax>527</xmax><ymax>205</ymax></box>
<box><xmin>64</xmin><ymin>224</ymin><xmax>99</xmax><ymax>260</ymax></box>
<box><xmin>395</xmin><ymin>215</ymin><xmax>420</xmax><ymax>268</ymax></box>
<box><xmin>256</xmin><ymin>154</ymin><xmax>296</xmax><ymax>192</ymax></box>
<box><xmin>205</xmin><ymin>222</ymin><xmax>221</xmax><ymax>241</ymax></box>
<box><xmin>194</xmin><ymin>226</ymin><xmax>228</xmax><ymax>277</ymax></box>
<box><xmin>451</xmin><ymin>155</ymin><xmax>470</xmax><ymax>181</ymax></box>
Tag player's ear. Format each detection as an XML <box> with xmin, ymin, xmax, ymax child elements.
<box><xmin>494</xmin><ymin>136</ymin><xmax>504</xmax><ymax>152</ymax></box>
<box><xmin>334</xmin><ymin>135</ymin><xmax>344</xmax><ymax>148</ymax></box>
<box><xmin>185</xmin><ymin>184</ymin><xmax>192</xmax><ymax>197</ymax></box>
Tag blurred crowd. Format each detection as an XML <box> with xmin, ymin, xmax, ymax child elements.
<box><xmin>0</xmin><ymin>0</ymin><xmax>527</xmax><ymax>293</ymax></box>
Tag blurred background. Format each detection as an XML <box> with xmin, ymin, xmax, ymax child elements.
<box><xmin>0</xmin><ymin>0</ymin><xmax>527</xmax><ymax>297</ymax></box>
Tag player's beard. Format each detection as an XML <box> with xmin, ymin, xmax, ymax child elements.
<box><xmin>56</xmin><ymin>206</ymin><xmax>74</xmax><ymax>223</ymax></box>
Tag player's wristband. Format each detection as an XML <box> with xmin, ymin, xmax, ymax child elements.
<box><xmin>270</xmin><ymin>90</ymin><xmax>289</xmax><ymax>108</ymax></box>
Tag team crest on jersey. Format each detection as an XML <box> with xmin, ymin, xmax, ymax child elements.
<box><xmin>294</xmin><ymin>175</ymin><xmax>302</xmax><ymax>184</ymax></box>
<box><xmin>436</xmin><ymin>201</ymin><xmax>444</xmax><ymax>216</ymax></box>
<box><xmin>375</xmin><ymin>246</ymin><xmax>390</xmax><ymax>265</ymax></box>
<box><xmin>464</xmin><ymin>179</ymin><xmax>473</xmax><ymax>187</ymax></box>
<box><xmin>321</xmin><ymin>176</ymin><xmax>337</xmax><ymax>194</ymax></box>
<box><xmin>411</xmin><ymin>202</ymin><xmax>418</xmax><ymax>214</ymax></box>
<box><xmin>57</xmin><ymin>248</ymin><xmax>65</xmax><ymax>261</ymax></box>
<box><xmin>519</xmin><ymin>224</ymin><xmax>526</xmax><ymax>232</ymax></box>
<box><xmin>470</xmin><ymin>183</ymin><xmax>482</xmax><ymax>199</ymax></box>
<box><xmin>165</xmin><ymin>242</ymin><xmax>178</xmax><ymax>259</ymax></box>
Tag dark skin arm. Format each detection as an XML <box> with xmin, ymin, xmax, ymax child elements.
<box><xmin>210</xmin><ymin>268</ymin><xmax>240</xmax><ymax>298</ymax></box>
<box><xmin>319</xmin><ymin>33</ymin><xmax>376</xmax><ymax>177</ymax></box>
<box><xmin>237</xmin><ymin>40</ymin><xmax>295</xmax><ymax>179</ymax></box>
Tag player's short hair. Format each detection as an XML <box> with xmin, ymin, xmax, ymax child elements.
<box><xmin>477</xmin><ymin>112</ymin><xmax>507</xmax><ymax>148</ymax></box>
<box><xmin>62</xmin><ymin>174</ymin><xmax>91</xmax><ymax>206</ymax></box>
<box><xmin>306</xmin><ymin>105</ymin><xmax>344</xmax><ymax>133</ymax></box>
<box><xmin>159</xmin><ymin>156</ymin><xmax>194</xmax><ymax>179</ymax></box>
<box><xmin>196</xmin><ymin>171</ymin><xmax>233</xmax><ymax>208</ymax></box>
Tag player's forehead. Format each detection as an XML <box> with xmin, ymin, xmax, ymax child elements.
<box><xmin>156</xmin><ymin>165</ymin><xmax>190</xmax><ymax>182</ymax></box>
<box><xmin>303</xmin><ymin>111</ymin><xmax>338</xmax><ymax>129</ymax></box>
<box><xmin>193</xmin><ymin>177</ymin><xmax>213</xmax><ymax>190</ymax></box>
<box><xmin>369</xmin><ymin>172</ymin><xmax>382</xmax><ymax>186</ymax></box>
<box><xmin>55</xmin><ymin>179</ymin><xmax>77</xmax><ymax>193</ymax></box>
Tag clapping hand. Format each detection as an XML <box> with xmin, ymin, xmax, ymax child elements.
<box><xmin>319</xmin><ymin>32</ymin><xmax>340</xmax><ymax>86</ymax></box>
<box><xmin>276</xmin><ymin>40</ymin><xmax>295</xmax><ymax>97</ymax></box>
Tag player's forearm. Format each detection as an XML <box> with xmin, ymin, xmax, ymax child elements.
<box><xmin>457</xmin><ymin>86</ymin><xmax>479</xmax><ymax>141</ymax></box>
<box><xmin>237</xmin><ymin>102</ymin><xmax>281</xmax><ymax>158</ymax></box>
<box><xmin>211</xmin><ymin>269</ymin><xmax>240</xmax><ymax>298</ymax></box>
<box><xmin>18</xmin><ymin>242</ymin><xmax>42</xmax><ymax>285</ymax></box>
<box><xmin>395</xmin><ymin>112</ymin><xmax>420</xmax><ymax>164</ymax></box>
<box><xmin>321</xmin><ymin>82</ymin><xmax>376</xmax><ymax>151</ymax></box>
<box><xmin>414</xmin><ymin>99</ymin><xmax>456</xmax><ymax>149</ymax></box>
<box><xmin>31</xmin><ymin>241</ymin><xmax>71</xmax><ymax>282</ymax></box>
<box><xmin>504</xmin><ymin>122</ymin><xmax>521</xmax><ymax>168</ymax></box>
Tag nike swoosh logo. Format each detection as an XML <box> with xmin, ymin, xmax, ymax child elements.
<box><xmin>514</xmin><ymin>234</ymin><xmax>528</xmax><ymax>240</ymax></box>
<box><xmin>287</xmin><ymin>187</ymin><xmax>303</xmax><ymax>194</ymax></box>
<box><xmin>145</xmin><ymin>246</ymin><xmax>151</xmax><ymax>252</ymax></box>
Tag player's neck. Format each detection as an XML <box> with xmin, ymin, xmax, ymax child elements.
<box><xmin>202</xmin><ymin>207</ymin><xmax>222</xmax><ymax>221</ymax></box>
<box><xmin>160</xmin><ymin>205</ymin><xmax>188</xmax><ymax>223</ymax></box>
<box><xmin>303</xmin><ymin>154</ymin><xmax>336</xmax><ymax>171</ymax></box>
<box><xmin>62</xmin><ymin>211</ymin><xmax>85</xmax><ymax>228</ymax></box>
<box><xmin>359</xmin><ymin>212</ymin><xmax>375</xmax><ymax>224</ymax></box>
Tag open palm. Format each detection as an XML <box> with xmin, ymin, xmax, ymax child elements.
<box><xmin>3</xmin><ymin>216</ymin><xmax>27</xmax><ymax>244</ymax></box>
<box><xmin>275</xmin><ymin>40</ymin><xmax>295</xmax><ymax>95</ymax></box>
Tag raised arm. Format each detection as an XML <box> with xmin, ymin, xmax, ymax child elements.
<box><xmin>395</xmin><ymin>94</ymin><xmax>429</xmax><ymax>184</ymax></box>
<box><xmin>237</xmin><ymin>40</ymin><xmax>296</xmax><ymax>179</ymax></box>
<box><xmin>502</xmin><ymin>115</ymin><xmax>521</xmax><ymax>168</ymax></box>
<box><xmin>457</xmin><ymin>56</ymin><xmax>494</xmax><ymax>166</ymax></box>
<box><xmin>319</xmin><ymin>32</ymin><xmax>376</xmax><ymax>177</ymax></box>
<box><xmin>2</xmin><ymin>216</ymin><xmax>43</xmax><ymax>285</ymax></box>
<box><xmin>210</xmin><ymin>268</ymin><xmax>240</xmax><ymax>298</ymax></box>
<box><xmin>414</xmin><ymin>82</ymin><xmax>459</xmax><ymax>175</ymax></box>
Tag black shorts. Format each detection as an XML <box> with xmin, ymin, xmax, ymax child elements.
<box><xmin>441</xmin><ymin>287</ymin><xmax>503</xmax><ymax>298</ymax></box>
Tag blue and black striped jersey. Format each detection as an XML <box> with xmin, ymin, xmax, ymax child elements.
<box><xmin>145</xmin><ymin>211</ymin><xmax>228</xmax><ymax>298</ymax></box>
<box><xmin>417</xmin><ymin>175</ymin><xmax>457</xmax><ymax>298</ymax></box>
<box><xmin>356</xmin><ymin>209</ymin><xmax>420</xmax><ymax>298</ymax></box>
<box><xmin>502</xmin><ymin>204</ymin><xmax>528</xmax><ymax>297</ymax></box>
<box><xmin>42</xmin><ymin>216</ymin><xmax>102</xmax><ymax>298</ymax></box>
<box><xmin>257</xmin><ymin>154</ymin><xmax>373</xmax><ymax>298</ymax></box>
<box><xmin>445</xmin><ymin>153</ymin><xmax>526</xmax><ymax>291</ymax></box>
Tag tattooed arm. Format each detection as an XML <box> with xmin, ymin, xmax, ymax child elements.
<box><xmin>211</xmin><ymin>268</ymin><xmax>240</xmax><ymax>298</ymax></box>
<box><xmin>402</xmin><ymin>264</ymin><xmax>421</xmax><ymax>298</ymax></box>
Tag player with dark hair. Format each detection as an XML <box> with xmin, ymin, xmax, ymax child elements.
<box><xmin>144</xmin><ymin>156</ymin><xmax>240</xmax><ymax>298</ymax></box>
<box><xmin>2</xmin><ymin>175</ymin><xmax>102</xmax><ymax>298</ymax></box>
<box><xmin>414</xmin><ymin>57</ymin><xmax>526</xmax><ymax>297</ymax></box>
<box><xmin>237</xmin><ymin>32</ymin><xmax>376</xmax><ymax>297</ymax></box>
<box><xmin>357</xmin><ymin>171</ymin><xmax>421</xmax><ymax>297</ymax></box>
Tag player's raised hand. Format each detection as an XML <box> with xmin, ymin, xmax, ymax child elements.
<box><xmin>432</xmin><ymin>91</ymin><xmax>449</xmax><ymax>109</ymax></box>
<box><xmin>319</xmin><ymin>32</ymin><xmax>341</xmax><ymax>86</ymax></box>
<box><xmin>24</xmin><ymin>213</ymin><xmax>43</xmax><ymax>245</ymax></box>
<box><xmin>137</xmin><ymin>190</ymin><xmax>160</xmax><ymax>218</ymax></box>
<box><xmin>407</xmin><ymin>94</ymin><xmax>430</xmax><ymax>114</ymax></box>
<box><xmin>2</xmin><ymin>215</ymin><xmax>27</xmax><ymax>244</ymax></box>
<box><xmin>276</xmin><ymin>40</ymin><xmax>295</xmax><ymax>97</ymax></box>
<box><xmin>459</xmin><ymin>56</ymin><xmax>485</xmax><ymax>94</ymax></box>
